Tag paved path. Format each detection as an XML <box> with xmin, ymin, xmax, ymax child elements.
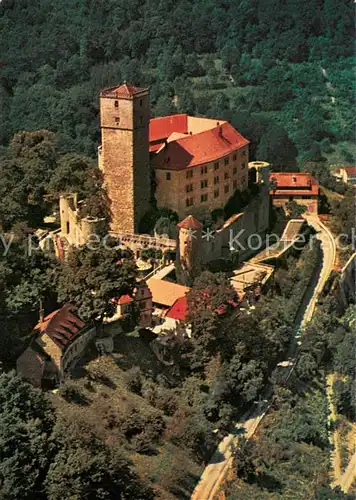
<box><xmin>336</xmin><ymin>452</ymin><xmax>356</xmax><ymax>493</ymax></box>
<box><xmin>301</xmin><ymin>216</ymin><xmax>336</xmax><ymax>325</ymax></box>
<box><xmin>191</xmin><ymin>216</ymin><xmax>336</xmax><ymax>500</ymax></box>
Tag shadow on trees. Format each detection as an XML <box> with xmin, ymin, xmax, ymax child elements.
<box><xmin>60</xmin><ymin>385</ymin><xmax>90</xmax><ymax>406</ymax></box>
<box><xmin>169</xmin><ymin>472</ymin><xmax>201</xmax><ymax>500</ymax></box>
<box><xmin>210</xmin><ymin>449</ymin><xmax>226</xmax><ymax>465</ymax></box>
<box><xmin>91</xmin><ymin>373</ymin><xmax>117</xmax><ymax>389</ymax></box>
<box><xmin>253</xmin><ymin>471</ymin><xmax>283</xmax><ymax>493</ymax></box>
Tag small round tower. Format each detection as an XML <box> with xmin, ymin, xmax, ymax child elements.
<box><xmin>177</xmin><ymin>215</ymin><xmax>202</xmax><ymax>280</ymax></box>
<box><xmin>248</xmin><ymin>161</ymin><xmax>270</xmax><ymax>186</ymax></box>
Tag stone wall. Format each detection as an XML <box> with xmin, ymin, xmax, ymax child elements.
<box><xmin>338</xmin><ymin>252</ymin><xmax>356</xmax><ymax>310</ymax></box>
<box><xmin>155</xmin><ymin>145</ymin><xmax>249</xmax><ymax>219</ymax></box>
<box><xmin>61</xmin><ymin>325</ymin><xmax>97</xmax><ymax>377</ymax></box>
<box><xmin>201</xmin><ymin>185</ymin><xmax>270</xmax><ymax>263</ymax></box>
<box><xmin>272</xmin><ymin>195</ymin><xmax>318</xmax><ymax>215</ymax></box>
<box><xmin>60</xmin><ymin>194</ymin><xmax>106</xmax><ymax>247</ymax></box>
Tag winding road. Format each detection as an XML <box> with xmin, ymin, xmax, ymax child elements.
<box><xmin>336</xmin><ymin>452</ymin><xmax>356</xmax><ymax>493</ymax></box>
<box><xmin>191</xmin><ymin>216</ymin><xmax>336</xmax><ymax>500</ymax></box>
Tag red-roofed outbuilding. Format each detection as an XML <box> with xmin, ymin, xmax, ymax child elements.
<box><xmin>269</xmin><ymin>172</ymin><xmax>319</xmax><ymax>214</ymax></box>
<box><xmin>16</xmin><ymin>305</ymin><xmax>97</xmax><ymax>389</ymax></box>
<box><xmin>166</xmin><ymin>295</ymin><xmax>188</xmax><ymax>321</ymax></box>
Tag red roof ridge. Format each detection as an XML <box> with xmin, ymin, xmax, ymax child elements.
<box><xmin>152</xmin><ymin>121</ymin><xmax>249</xmax><ymax>170</ymax></box>
<box><xmin>177</xmin><ymin>215</ymin><xmax>202</xmax><ymax>230</ymax></box>
<box><xmin>343</xmin><ymin>166</ymin><xmax>356</xmax><ymax>175</ymax></box>
<box><xmin>117</xmin><ymin>294</ymin><xmax>134</xmax><ymax>305</ymax></box>
<box><xmin>101</xmin><ymin>83</ymin><xmax>148</xmax><ymax>98</ymax></box>
<box><xmin>149</xmin><ymin>114</ymin><xmax>188</xmax><ymax>143</ymax></box>
<box><xmin>35</xmin><ymin>304</ymin><xmax>86</xmax><ymax>351</ymax></box>
<box><xmin>166</xmin><ymin>295</ymin><xmax>188</xmax><ymax>321</ymax></box>
<box><xmin>151</xmin><ymin>113</ymin><xmax>187</xmax><ymax>123</ymax></box>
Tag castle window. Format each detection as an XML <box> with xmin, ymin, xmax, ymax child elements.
<box><xmin>214</xmin><ymin>162</ymin><xmax>219</xmax><ymax>170</ymax></box>
<box><xmin>224</xmin><ymin>172</ymin><xmax>229</xmax><ymax>180</ymax></box>
<box><xmin>233</xmin><ymin>154</ymin><xmax>237</xmax><ymax>161</ymax></box>
<box><xmin>186</xmin><ymin>197</ymin><xmax>194</xmax><ymax>207</ymax></box>
<box><xmin>224</xmin><ymin>157</ymin><xmax>229</xmax><ymax>166</ymax></box>
<box><xmin>114</xmin><ymin>100</ymin><xmax>119</xmax><ymax>108</ymax></box>
<box><xmin>166</xmin><ymin>172</ymin><xmax>171</xmax><ymax>180</ymax></box>
<box><xmin>140</xmin><ymin>99</ymin><xmax>143</xmax><ymax>107</ymax></box>
<box><xmin>186</xmin><ymin>183</ymin><xmax>193</xmax><ymax>193</ymax></box>
<box><xmin>233</xmin><ymin>167</ymin><xmax>237</xmax><ymax>175</ymax></box>
<box><xmin>242</xmin><ymin>162</ymin><xmax>246</xmax><ymax>170</ymax></box>
<box><xmin>201</xmin><ymin>179</ymin><xmax>208</xmax><ymax>189</ymax></box>
<box><xmin>201</xmin><ymin>193</ymin><xmax>208</xmax><ymax>203</ymax></box>
<box><xmin>140</xmin><ymin>116</ymin><xmax>143</xmax><ymax>125</ymax></box>
<box><xmin>115</xmin><ymin>117</ymin><xmax>120</xmax><ymax>124</ymax></box>
<box><xmin>186</xmin><ymin>170</ymin><xmax>193</xmax><ymax>179</ymax></box>
<box><xmin>201</xmin><ymin>165</ymin><xmax>208</xmax><ymax>175</ymax></box>
<box><xmin>242</xmin><ymin>150</ymin><xmax>247</xmax><ymax>156</ymax></box>
<box><xmin>214</xmin><ymin>189</ymin><xmax>219</xmax><ymax>198</ymax></box>
<box><xmin>66</xmin><ymin>221</ymin><xmax>70</xmax><ymax>234</ymax></box>
<box><xmin>224</xmin><ymin>185</ymin><xmax>229</xmax><ymax>194</ymax></box>
<box><xmin>214</xmin><ymin>176</ymin><xmax>219</xmax><ymax>185</ymax></box>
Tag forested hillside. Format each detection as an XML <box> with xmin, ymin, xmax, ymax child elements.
<box><xmin>0</xmin><ymin>0</ymin><xmax>354</xmax><ymax>166</ymax></box>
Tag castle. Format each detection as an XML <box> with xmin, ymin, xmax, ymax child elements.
<box><xmin>98</xmin><ymin>83</ymin><xmax>251</xmax><ymax>232</ymax></box>
<box><xmin>58</xmin><ymin>83</ymin><xmax>272</xmax><ymax>275</ymax></box>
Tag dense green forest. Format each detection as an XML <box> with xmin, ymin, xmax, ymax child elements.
<box><xmin>0</xmin><ymin>0</ymin><xmax>355</xmax><ymax>168</ymax></box>
<box><xmin>224</xmin><ymin>301</ymin><xmax>356</xmax><ymax>499</ymax></box>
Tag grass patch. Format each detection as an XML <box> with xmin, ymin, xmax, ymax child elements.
<box><xmin>51</xmin><ymin>353</ymin><xmax>203</xmax><ymax>499</ymax></box>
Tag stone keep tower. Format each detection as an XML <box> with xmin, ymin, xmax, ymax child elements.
<box><xmin>100</xmin><ymin>84</ymin><xmax>150</xmax><ymax>234</ymax></box>
<box><xmin>177</xmin><ymin>215</ymin><xmax>202</xmax><ymax>280</ymax></box>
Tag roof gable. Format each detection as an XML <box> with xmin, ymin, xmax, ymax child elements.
<box><xmin>149</xmin><ymin>114</ymin><xmax>188</xmax><ymax>143</ymax></box>
<box><xmin>166</xmin><ymin>296</ymin><xmax>188</xmax><ymax>321</ymax></box>
<box><xmin>100</xmin><ymin>84</ymin><xmax>148</xmax><ymax>98</ymax></box>
<box><xmin>152</xmin><ymin>122</ymin><xmax>249</xmax><ymax>170</ymax></box>
<box><xmin>146</xmin><ymin>278</ymin><xmax>190</xmax><ymax>307</ymax></box>
<box><xmin>177</xmin><ymin>215</ymin><xmax>202</xmax><ymax>230</ymax></box>
<box><xmin>34</xmin><ymin>304</ymin><xmax>86</xmax><ymax>352</ymax></box>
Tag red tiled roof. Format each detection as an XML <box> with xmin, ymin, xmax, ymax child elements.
<box><xmin>147</xmin><ymin>278</ymin><xmax>190</xmax><ymax>307</ymax></box>
<box><xmin>114</xmin><ymin>84</ymin><xmax>142</xmax><ymax>96</ymax></box>
<box><xmin>34</xmin><ymin>304</ymin><xmax>86</xmax><ymax>351</ymax></box>
<box><xmin>269</xmin><ymin>172</ymin><xmax>319</xmax><ymax>196</ymax></box>
<box><xmin>149</xmin><ymin>114</ymin><xmax>188</xmax><ymax>143</ymax></box>
<box><xmin>344</xmin><ymin>166</ymin><xmax>356</xmax><ymax>175</ymax></box>
<box><xmin>150</xmin><ymin>142</ymin><xmax>165</xmax><ymax>153</ymax></box>
<box><xmin>166</xmin><ymin>293</ymin><xmax>240</xmax><ymax>322</ymax></box>
<box><xmin>101</xmin><ymin>84</ymin><xmax>147</xmax><ymax>98</ymax></box>
<box><xmin>165</xmin><ymin>295</ymin><xmax>188</xmax><ymax>321</ymax></box>
<box><xmin>117</xmin><ymin>294</ymin><xmax>134</xmax><ymax>305</ymax></box>
<box><xmin>152</xmin><ymin>122</ymin><xmax>249</xmax><ymax>170</ymax></box>
<box><xmin>177</xmin><ymin>215</ymin><xmax>202</xmax><ymax>230</ymax></box>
